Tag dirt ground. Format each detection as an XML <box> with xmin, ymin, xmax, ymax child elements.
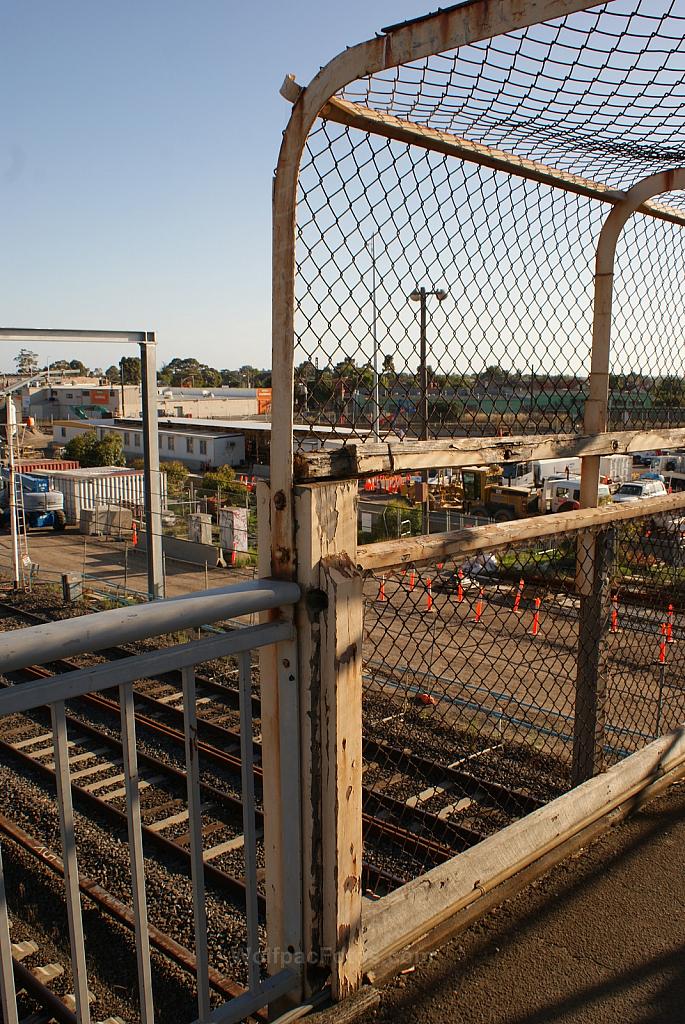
<box><xmin>0</xmin><ymin>526</ymin><xmax>249</xmax><ymax>598</ymax></box>
<box><xmin>358</xmin><ymin>779</ymin><xmax>685</xmax><ymax>1024</ymax></box>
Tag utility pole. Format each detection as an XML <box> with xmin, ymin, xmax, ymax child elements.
<box><xmin>409</xmin><ymin>286</ymin><xmax>448</xmax><ymax>535</ymax></box>
<box><xmin>370</xmin><ymin>235</ymin><xmax>380</xmax><ymax>441</ymax></box>
<box><xmin>119</xmin><ymin>357</ymin><xmax>126</xmax><ymax>417</ymax></box>
<box><xmin>140</xmin><ymin>335</ymin><xmax>165</xmax><ymax>599</ymax></box>
<box><xmin>5</xmin><ymin>399</ymin><xmax>20</xmax><ymax>589</ymax></box>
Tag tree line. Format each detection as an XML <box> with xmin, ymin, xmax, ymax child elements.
<box><xmin>12</xmin><ymin>350</ymin><xmax>271</xmax><ymax>389</ymax></box>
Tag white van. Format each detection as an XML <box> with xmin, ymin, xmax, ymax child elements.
<box><xmin>613</xmin><ymin>479</ymin><xmax>667</xmax><ymax>503</ymax></box>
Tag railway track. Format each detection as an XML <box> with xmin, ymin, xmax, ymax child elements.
<box><xmin>0</xmin><ymin>597</ymin><xmax>563</xmax><ymax>867</ymax></box>
<box><xmin>0</xmin><ymin>588</ymin><xmax>588</xmax><ymax>1008</ymax></box>
<box><xmin>5</xmin><ymin>921</ymin><xmax>125</xmax><ymax>1024</ymax></box>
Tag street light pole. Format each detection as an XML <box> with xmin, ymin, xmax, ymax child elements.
<box><xmin>368</xmin><ymin>235</ymin><xmax>381</xmax><ymax>440</ymax></box>
<box><xmin>410</xmin><ymin>285</ymin><xmax>447</xmax><ymax>535</ymax></box>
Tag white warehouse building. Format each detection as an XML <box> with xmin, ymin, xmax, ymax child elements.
<box><xmin>53</xmin><ymin>419</ymin><xmax>246</xmax><ymax>472</ymax></box>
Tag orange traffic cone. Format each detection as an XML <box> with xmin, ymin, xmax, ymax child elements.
<box><xmin>513</xmin><ymin>578</ymin><xmax>524</xmax><ymax>613</ymax></box>
<box><xmin>610</xmin><ymin>595</ymin><xmax>619</xmax><ymax>634</ymax></box>
<box><xmin>426</xmin><ymin>578</ymin><xmax>433</xmax><ymax>613</ymax></box>
<box><xmin>667</xmin><ymin>603</ymin><xmax>674</xmax><ymax>643</ymax></box>
<box><xmin>409</xmin><ymin>569</ymin><xmax>416</xmax><ymax>592</ymax></box>
<box><xmin>531</xmin><ymin>597</ymin><xmax>541</xmax><ymax>637</ymax></box>
<box><xmin>378</xmin><ymin>577</ymin><xmax>386</xmax><ymax>602</ymax></box>
<box><xmin>131</xmin><ymin>520</ymin><xmax>138</xmax><ymax>548</ymax></box>
<box><xmin>659</xmin><ymin>623</ymin><xmax>667</xmax><ymax>664</ymax></box>
<box><xmin>473</xmin><ymin>588</ymin><xmax>484</xmax><ymax>624</ymax></box>
<box><xmin>457</xmin><ymin>568</ymin><xmax>463</xmax><ymax>603</ymax></box>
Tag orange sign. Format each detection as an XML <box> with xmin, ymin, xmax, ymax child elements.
<box><xmin>257</xmin><ymin>387</ymin><xmax>272</xmax><ymax>415</ymax></box>
<box><xmin>90</xmin><ymin>389</ymin><xmax>110</xmax><ymax>405</ymax></box>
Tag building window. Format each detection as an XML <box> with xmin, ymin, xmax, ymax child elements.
<box><xmin>61</xmin><ymin>427</ymin><xmax>66</xmax><ymax>437</ymax></box>
<box><xmin>134</xmin><ymin>434</ymin><xmax>140</xmax><ymax>447</ymax></box>
<box><xmin>124</xmin><ymin>432</ymin><xmax>130</xmax><ymax>446</ymax></box>
<box><xmin>159</xmin><ymin>437</ymin><xmax>162</xmax><ymax>449</ymax></box>
<box><xmin>186</xmin><ymin>437</ymin><xmax>194</xmax><ymax>453</ymax></box>
<box><xmin>66</xmin><ymin>393</ymin><xmax>73</xmax><ymax>399</ymax></box>
<box><xmin>199</xmin><ymin>439</ymin><xmax>207</xmax><ymax>455</ymax></box>
<box><xmin>167</xmin><ymin>436</ymin><xmax>175</xmax><ymax>451</ymax></box>
<box><xmin>82</xmin><ymin>390</ymin><xmax>90</xmax><ymax>396</ymax></box>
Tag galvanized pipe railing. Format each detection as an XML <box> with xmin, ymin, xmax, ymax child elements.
<box><xmin>0</xmin><ymin>579</ymin><xmax>300</xmax><ymax>1024</ymax></box>
<box><xmin>0</xmin><ymin>579</ymin><xmax>300</xmax><ymax>673</ymax></box>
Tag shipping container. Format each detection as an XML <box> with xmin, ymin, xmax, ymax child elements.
<box><xmin>40</xmin><ymin>467</ymin><xmax>168</xmax><ymax>525</ymax></box>
<box><xmin>16</xmin><ymin>459</ymin><xmax>80</xmax><ymax>473</ymax></box>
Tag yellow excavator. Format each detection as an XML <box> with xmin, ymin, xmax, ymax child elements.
<box><xmin>432</xmin><ymin>466</ymin><xmax>540</xmax><ymax>522</ymax></box>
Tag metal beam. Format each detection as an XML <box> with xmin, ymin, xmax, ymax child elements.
<box><xmin>139</xmin><ymin>334</ymin><xmax>165</xmax><ymax>599</ymax></box>
<box><xmin>319</xmin><ymin>98</ymin><xmax>685</xmax><ymax>229</ymax></box>
<box><xmin>0</xmin><ymin>578</ymin><xmax>300</xmax><ymax>674</ymax></box>
<box><xmin>0</xmin><ymin>328</ymin><xmax>146</xmax><ymax>344</ymax></box>
<box><xmin>0</xmin><ymin>620</ymin><xmax>294</xmax><ymax>716</ymax></box>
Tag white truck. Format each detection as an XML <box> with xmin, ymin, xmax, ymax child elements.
<box><xmin>540</xmin><ymin>476</ymin><xmax>612</xmax><ymax>513</ymax></box>
<box><xmin>534</xmin><ymin>455</ymin><xmax>632</xmax><ymax>487</ymax></box>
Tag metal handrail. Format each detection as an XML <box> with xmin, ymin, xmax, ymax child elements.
<box><xmin>0</xmin><ymin>578</ymin><xmax>300</xmax><ymax>673</ymax></box>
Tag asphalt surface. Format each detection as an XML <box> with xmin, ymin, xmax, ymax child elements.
<box><xmin>358</xmin><ymin>780</ymin><xmax>685</xmax><ymax>1024</ymax></box>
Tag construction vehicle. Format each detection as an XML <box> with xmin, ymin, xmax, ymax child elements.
<box><xmin>428</xmin><ymin>465</ymin><xmax>539</xmax><ymax>522</ymax></box>
<box><xmin>0</xmin><ymin>469</ymin><xmax>66</xmax><ymax>531</ymax></box>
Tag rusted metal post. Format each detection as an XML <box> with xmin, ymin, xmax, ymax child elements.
<box><xmin>572</xmin><ymin>527</ymin><xmax>615</xmax><ymax>785</ymax></box>
<box><xmin>575</xmin><ymin>168</ymin><xmax>685</xmax><ymax>783</ymax></box>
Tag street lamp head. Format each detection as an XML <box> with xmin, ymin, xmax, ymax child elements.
<box><xmin>409</xmin><ymin>286</ymin><xmax>448</xmax><ymax>302</ymax></box>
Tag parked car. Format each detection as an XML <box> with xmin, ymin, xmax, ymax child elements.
<box><xmin>612</xmin><ymin>479</ymin><xmax>667</xmax><ymax>503</ymax></box>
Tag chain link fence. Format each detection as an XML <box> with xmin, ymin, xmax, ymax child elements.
<box><xmin>292</xmin><ymin>0</ymin><xmax>685</xmax><ymax>450</ymax></box>
<box><xmin>360</xmin><ymin>506</ymin><xmax>685</xmax><ymax>884</ymax></box>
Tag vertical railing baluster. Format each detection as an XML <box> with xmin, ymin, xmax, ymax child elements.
<box><xmin>0</xmin><ymin>843</ymin><xmax>19</xmax><ymax>1024</ymax></box>
<box><xmin>238</xmin><ymin>651</ymin><xmax>261</xmax><ymax>993</ymax></box>
<box><xmin>51</xmin><ymin>700</ymin><xmax>91</xmax><ymax>1024</ymax></box>
<box><xmin>119</xmin><ymin>682</ymin><xmax>155</xmax><ymax>1024</ymax></box>
<box><xmin>182</xmin><ymin>666</ymin><xmax>210</xmax><ymax>1022</ymax></box>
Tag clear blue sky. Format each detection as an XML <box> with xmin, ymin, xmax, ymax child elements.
<box><xmin>1</xmin><ymin>1</ymin><xmax>425</xmax><ymax>374</ymax></box>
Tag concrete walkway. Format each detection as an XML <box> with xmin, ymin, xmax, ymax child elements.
<box><xmin>358</xmin><ymin>780</ymin><xmax>685</xmax><ymax>1024</ymax></box>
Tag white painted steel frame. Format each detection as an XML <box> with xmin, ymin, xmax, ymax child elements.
<box><xmin>270</xmin><ymin>0</ymin><xmax>603</xmax><ymax>578</ymax></box>
<box><xmin>580</xmin><ymin>168</ymin><xmax>685</xmax><ymax>510</ymax></box>
<box><xmin>0</xmin><ymin>621</ymin><xmax>293</xmax><ymax>715</ymax></box>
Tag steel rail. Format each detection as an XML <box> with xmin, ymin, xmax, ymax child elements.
<box><xmin>12</xmin><ymin>957</ymin><xmax>78</xmax><ymax>1024</ymax></box>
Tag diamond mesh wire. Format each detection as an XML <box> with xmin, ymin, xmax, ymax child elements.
<box><xmin>360</xmin><ymin>507</ymin><xmax>685</xmax><ymax>885</ymax></box>
<box><xmin>293</xmin><ymin>0</ymin><xmax>685</xmax><ymax>450</ymax></box>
